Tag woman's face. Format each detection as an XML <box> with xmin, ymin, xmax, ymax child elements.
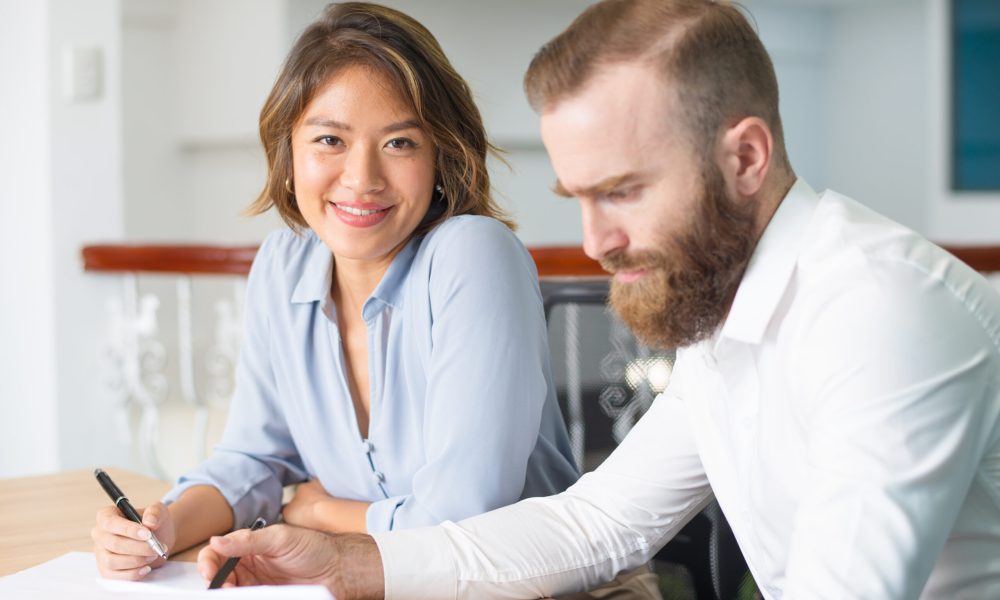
<box><xmin>291</xmin><ymin>65</ymin><xmax>436</xmax><ymax>269</ymax></box>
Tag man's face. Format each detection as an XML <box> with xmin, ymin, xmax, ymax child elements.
<box><xmin>540</xmin><ymin>63</ymin><xmax>757</xmax><ymax>349</ymax></box>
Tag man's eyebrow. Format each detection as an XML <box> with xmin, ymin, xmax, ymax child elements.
<box><xmin>552</xmin><ymin>173</ymin><xmax>643</xmax><ymax>198</ymax></box>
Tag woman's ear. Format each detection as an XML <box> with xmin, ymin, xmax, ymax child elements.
<box><xmin>716</xmin><ymin>116</ymin><xmax>773</xmax><ymax>198</ymax></box>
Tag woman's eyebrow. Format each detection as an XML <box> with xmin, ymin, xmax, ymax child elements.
<box><xmin>300</xmin><ymin>117</ymin><xmax>420</xmax><ymax>135</ymax></box>
<box><xmin>302</xmin><ymin>117</ymin><xmax>350</xmax><ymax>129</ymax></box>
<box><xmin>382</xmin><ymin>119</ymin><xmax>421</xmax><ymax>134</ymax></box>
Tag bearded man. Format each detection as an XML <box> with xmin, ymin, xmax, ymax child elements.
<box><xmin>195</xmin><ymin>0</ymin><xmax>1000</xmax><ymax>598</ymax></box>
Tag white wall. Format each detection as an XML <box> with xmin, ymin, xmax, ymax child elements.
<box><xmin>749</xmin><ymin>1</ymin><xmax>833</xmax><ymax>192</ymax></box>
<box><xmin>0</xmin><ymin>0</ymin><xmax>128</xmax><ymax>477</ymax></box>
<box><xmin>122</xmin><ymin>0</ymin><xmax>842</xmax><ymax>247</ymax></box>
<box><xmin>0</xmin><ymin>1</ymin><xmax>60</xmax><ymax>477</ymax></box>
<box><xmin>826</xmin><ymin>0</ymin><xmax>929</xmax><ymax>233</ymax></box>
<box><xmin>823</xmin><ymin>0</ymin><xmax>1000</xmax><ymax>243</ymax></box>
<box><xmin>7</xmin><ymin>0</ymin><xmax>997</xmax><ymax>477</ymax></box>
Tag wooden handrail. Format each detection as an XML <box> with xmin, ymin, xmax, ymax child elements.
<box><xmin>82</xmin><ymin>244</ymin><xmax>259</xmax><ymax>276</ymax></box>
<box><xmin>945</xmin><ymin>246</ymin><xmax>1000</xmax><ymax>274</ymax></box>
<box><xmin>82</xmin><ymin>243</ymin><xmax>608</xmax><ymax>278</ymax></box>
<box><xmin>82</xmin><ymin>243</ymin><xmax>1000</xmax><ymax>278</ymax></box>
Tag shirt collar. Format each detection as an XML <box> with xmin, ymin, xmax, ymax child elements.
<box><xmin>289</xmin><ymin>231</ymin><xmax>420</xmax><ymax>318</ymax></box>
<box><xmin>716</xmin><ymin>178</ymin><xmax>820</xmax><ymax>347</ymax></box>
<box><xmin>362</xmin><ymin>235</ymin><xmax>420</xmax><ymax>319</ymax></box>
<box><xmin>291</xmin><ymin>232</ymin><xmax>334</xmax><ymax>304</ymax></box>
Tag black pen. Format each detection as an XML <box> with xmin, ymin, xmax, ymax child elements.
<box><xmin>208</xmin><ymin>517</ymin><xmax>268</xmax><ymax>589</ymax></box>
<box><xmin>94</xmin><ymin>468</ymin><xmax>169</xmax><ymax>560</ymax></box>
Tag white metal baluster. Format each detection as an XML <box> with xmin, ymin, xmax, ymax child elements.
<box><xmin>123</xmin><ymin>274</ymin><xmax>169</xmax><ymax>479</ymax></box>
<box><xmin>616</xmin><ymin>343</ymin><xmax>651</xmax><ymax>443</ymax></box>
<box><xmin>564</xmin><ymin>303</ymin><xmax>585</xmax><ymax>472</ymax></box>
<box><xmin>177</xmin><ymin>276</ymin><xmax>209</xmax><ymax>462</ymax></box>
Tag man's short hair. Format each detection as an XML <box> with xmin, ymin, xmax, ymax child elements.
<box><xmin>524</xmin><ymin>0</ymin><xmax>790</xmax><ymax>170</ymax></box>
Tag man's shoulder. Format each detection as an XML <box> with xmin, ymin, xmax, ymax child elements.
<box><xmin>798</xmin><ymin>192</ymin><xmax>980</xmax><ymax>298</ymax></box>
<box><xmin>790</xmin><ymin>191</ymin><xmax>1000</xmax><ymax>349</ymax></box>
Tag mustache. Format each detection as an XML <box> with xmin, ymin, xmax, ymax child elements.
<box><xmin>599</xmin><ymin>249</ymin><xmax>667</xmax><ymax>274</ymax></box>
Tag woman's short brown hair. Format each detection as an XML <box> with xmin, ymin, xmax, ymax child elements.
<box><xmin>248</xmin><ymin>2</ymin><xmax>513</xmax><ymax>234</ymax></box>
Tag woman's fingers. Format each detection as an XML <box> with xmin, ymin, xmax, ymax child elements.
<box><xmin>92</xmin><ymin>525</ymin><xmax>157</xmax><ymax>557</ymax></box>
<box><xmin>95</xmin><ymin>506</ymin><xmax>153</xmax><ymax>541</ymax></box>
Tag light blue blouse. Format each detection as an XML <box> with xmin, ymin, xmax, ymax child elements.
<box><xmin>163</xmin><ymin>215</ymin><xmax>579</xmax><ymax>532</ymax></box>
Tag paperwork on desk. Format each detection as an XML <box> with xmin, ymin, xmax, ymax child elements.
<box><xmin>0</xmin><ymin>552</ymin><xmax>334</xmax><ymax>599</ymax></box>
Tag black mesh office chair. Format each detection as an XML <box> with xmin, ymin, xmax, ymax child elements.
<box><xmin>541</xmin><ymin>279</ymin><xmax>756</xmax><ymax>600</ymax></box>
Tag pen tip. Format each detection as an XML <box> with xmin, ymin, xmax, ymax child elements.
<box><xmin>94</xmin><ymin>468</ymin><xmax>104</xmax><ymax>477</ymax></box>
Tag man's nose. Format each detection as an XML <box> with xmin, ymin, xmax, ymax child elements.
<box><xmin>580</xmin><ymin>204</ymin><xmax>628</xmax><ymax>262</ymax></box>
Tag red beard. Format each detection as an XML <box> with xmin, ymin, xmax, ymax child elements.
<box><xmin>601</xmin><ymin>164</ymin><xmax>757</xmax><ymax>349</ymax></box>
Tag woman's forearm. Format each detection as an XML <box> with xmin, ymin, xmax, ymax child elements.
<box><xmin>314</xmin><ymin>497</ymin><xmax>370</xmax><ymax>534</ymax></box>
<box><xmin>167</xmin><ymin>485</ymin><xmax>234</xmax><ymax>553</ymax></box>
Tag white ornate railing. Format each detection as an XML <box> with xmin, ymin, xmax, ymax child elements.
<box><xmin>82</xmin><ymin>243</ymin><xmax>1000</xmax><ymax>480</ymax></box>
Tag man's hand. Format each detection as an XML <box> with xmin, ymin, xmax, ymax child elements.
<box><xmin>196</xmin><ymin>524</ymin><xmax>385</xmax><ymax>599</ymax></box>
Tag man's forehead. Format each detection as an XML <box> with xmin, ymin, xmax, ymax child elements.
<box><xmin>539</xmin><ymin>63</ymin><xmax>686</xmax><ymax>194</ymax></box>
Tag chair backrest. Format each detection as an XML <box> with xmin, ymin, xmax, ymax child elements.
<box><xmin>541</xmin><ymin>279</ymin><xmax>674</xmax><ymax>471</ymax></box>
<box><xmin>540</xmin><ymin>278</ymin><xmax>753</xmax><ymax>600</ymax></box>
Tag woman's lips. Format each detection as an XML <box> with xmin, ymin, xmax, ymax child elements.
<box><xmin>328</xmin><ymin>201</ymin><xmax>392</xmax><ymax>227</ymax></box>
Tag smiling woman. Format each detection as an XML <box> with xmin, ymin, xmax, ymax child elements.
<box><xmin>89</xmin><ymin>1</ymin><xmax>580</xmax><ymax>586</ymax></box>
<box><xmin>291</xmin><ymin>65</ymin><xmax>436</xmax><ymax>269</ymax></box>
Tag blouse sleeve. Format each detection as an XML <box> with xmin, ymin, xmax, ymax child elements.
<box><xmin>162</xmin><ymin>233</ymin><xmax>308</xmax><ymax>529</ymax></box>
<box><xmin>366</xmin><ymin>218</ymin><xmax>562</xmax><ymax>531</ymax></box>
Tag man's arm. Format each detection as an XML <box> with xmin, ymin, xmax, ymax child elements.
<box><xmin>782</xmin><ymin>261</ymin><xmax>1000</xmax><ymax>598</ymax></box>
<box><xmin>200</xmin><ymin>356</ymin><xmax>712</xmax><ymax>599</ymax></box>
<box><xmin>374</xmin><ymin>380</ymin><xmax>713</xmax><ymax>599</ymax></box>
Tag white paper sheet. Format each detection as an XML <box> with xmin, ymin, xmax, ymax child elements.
<box><xmin>0</xmin><ymin>552</ymin><xmax>334</xmax><ymax>599</ymax></box>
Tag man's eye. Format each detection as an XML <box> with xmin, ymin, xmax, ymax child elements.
<box><xmin>604</xmin><ymin>187</ymin><xmax>636</xmax><ymax>201</ymax></box>
<box><xmin>385</xmin><ymin>138</ymin><xmax>416</xmax><ymax>150</ymax></box>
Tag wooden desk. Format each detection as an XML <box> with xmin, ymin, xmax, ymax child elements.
<box><xmin>0</xmin><ymin>468</ymin><xmax>201</xmax><ymax>577</ymax></box>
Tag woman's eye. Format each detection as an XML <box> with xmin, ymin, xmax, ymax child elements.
<box><xmin>315</xmin><ymin>135</ymin><xmax>342</xmax><ymax>146</ymax></box>
<box><xmin>385</xmin><ymin>138</ymin><xmax>416</xmax><ymax>150</ymax></box>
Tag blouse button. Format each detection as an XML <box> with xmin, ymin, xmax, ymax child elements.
<box><xmin>360</xmin><ymin>439</ymin><xmax>373</xmax><ymax>453</ymax></box>
<box><xmin>374</xmin><ymin>471</ymin><xmax>386</xmax><ymax>483</ymax></box>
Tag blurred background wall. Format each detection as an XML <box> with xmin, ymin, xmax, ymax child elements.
<box><xmin>2</xmin><ymin>0</ymin><xmax>997</xmax><ymax>478</ymax></box>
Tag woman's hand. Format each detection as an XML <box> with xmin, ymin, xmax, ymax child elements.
<box><xmin>91</xmin><ymin>502</ymin><xmax>176</xmax><ymax>580</ymax></box>
<box><xmin>196</xmin><ymin>525</ymin><xmax>384</xmax><ymax>599</ymax></box>
<box><xmin>282</xmin><ymin>479</ymin><xmax>334</xmax><ymax>530</ymax></box>
<box><xmin>283</xmin><ymin>480</ymin><xmax>370</xmax><ymax>534</ymax></box>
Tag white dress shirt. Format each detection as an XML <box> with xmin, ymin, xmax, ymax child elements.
<box><xmin>372</xmin><ymin>180</ymin><xmax>1000</xmax><ymax>599</ymax></box>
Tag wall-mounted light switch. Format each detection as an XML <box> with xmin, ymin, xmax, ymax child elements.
<box><xmin>62</xmin><ymin>45</ymin><xmax>103</xmax><ymax>102</ymax></box>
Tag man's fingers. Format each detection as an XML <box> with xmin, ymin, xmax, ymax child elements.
<box><xmin>232</xmin><ymin>562</ymin><xmax>261</xmax><ymax>586</ymax></box>
<box><xmin>210</xmin><ymin>526</ymin><xmax>290</xmax><ymax>559</ymax></box>
<box><xmin>196</xmin><ymin>545</ymin><xmax>225</xmax><ymax>580</ymax></box>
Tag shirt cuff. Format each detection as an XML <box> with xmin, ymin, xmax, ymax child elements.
<box><xmin>366</xmin><ymin>495</ymin><xmax>406</xmax><ymax>533</ymax></box>
<box><xmin>371</xmin><ymin>526</ymin><xmax>457</xmax><ymax>600</ymax></box>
